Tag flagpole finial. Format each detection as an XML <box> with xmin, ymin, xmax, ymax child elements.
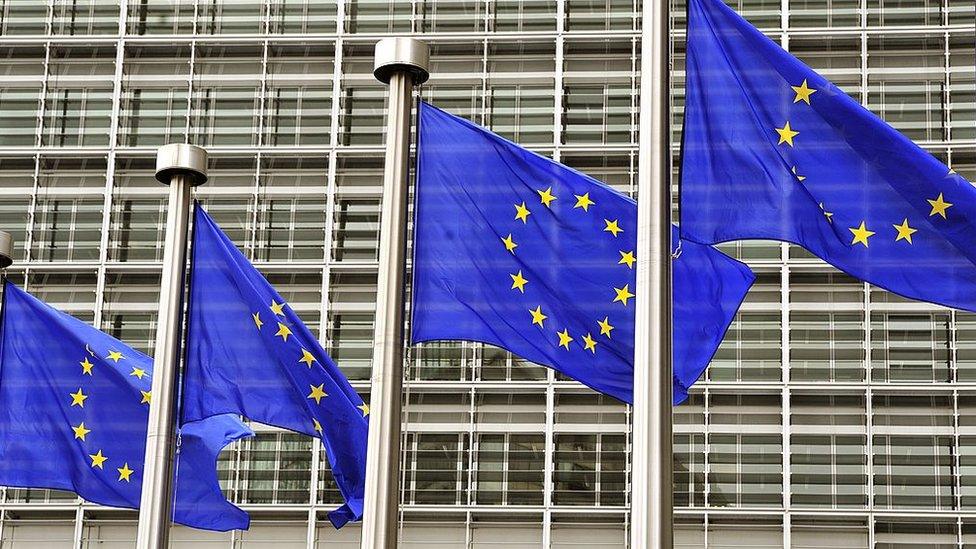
<box><xmin>373</xmin><ymin>37</ymin><xmax>429</xmax><ymax>85</ymax></box>
<box><xmin>0</xmin><ymin>230</ymin><xmax>13</xmax><ymax>268</ymax></box>
<box><xmin>155</xmin><ymin>143</ymin><xmax>208</xmax><ymax>186</ymax></box>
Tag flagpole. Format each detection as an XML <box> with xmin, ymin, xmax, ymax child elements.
<box><xmin>136</xmin><ymin>143</ymin><xmax>208</xmax><ymax>549</ymax></box>
<box><xmin>633</xmin><ymin>0</ymin><xmax>673</xmax><ymax>546</ymax></box>
<box><xmin>360</xmin><ymin>38</ymin><xmax>429</xmax><ymax>549</ymax></box>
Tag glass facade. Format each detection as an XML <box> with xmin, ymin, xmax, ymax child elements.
<box><xmin>0</xmin><ymin>0</ymin><xmax>972</xmax><ymax>547</ymax></box>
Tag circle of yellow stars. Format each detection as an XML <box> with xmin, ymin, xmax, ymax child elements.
<box><xmin>69</xmin><ymin>343</ymin><xmax>147</xmax><ymax>483</ymax></box>
<box><xmin>776</xmin><ymin>78</ymin><xmax>953</xmax><ymax>248</ymax></box>
<box><xmin>502</xmin><ymin>182</ymin><xmax>636</xmax><ymax>357</ymax></box>
<box><xmin>251</xmin><ymin>298</ymin><xmax>370</xmax><ymax>436</ymax></box>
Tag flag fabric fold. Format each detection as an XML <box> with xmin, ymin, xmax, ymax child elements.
<box><xmin>0</xmin><ymin>281</ymin><xmax>251</xmax><ymax>531</ymax></box>
<box><xmin>183</xmin><ymin>205</ymin><xmax>368</xmax><ymax>528</ymax></box>
<box><xmin>680</xmin><ymin>0</ymin><xmax>976</xmax><ymax>310</ymax></box>
<box><xmin>412</xmin><ymin>101</ymin><xmax>756</xmax><ymax>404</ymax></box>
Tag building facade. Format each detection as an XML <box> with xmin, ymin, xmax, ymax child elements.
<box><xmin>0</xmin><ymin>0</ymin><xmax>973</xmax><ymax>547</ymax></box>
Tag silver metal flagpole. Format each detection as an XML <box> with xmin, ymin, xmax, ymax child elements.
<box><xmin>360</xmin><ymin>38</ymin><xmax>429</xmax><ymax>549</ymax></box>
<box><xmin>632</xmin><ymin>0</ymin><xmax>673</xmax><ymax>545</ymax></box>
<box><xmin>136</xmin><ymin>143</ymin><xmax>208</xmax><ymax>549</ymax></box>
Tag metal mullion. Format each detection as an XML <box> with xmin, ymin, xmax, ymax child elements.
<box><xmin>943</xmin><ymin>28</ymin><xmax>951</xmax><ymax>142</ymax></box>
<box><xmin>542</xmin><ymin>383</ymin><xmax>554</xmax><ymax>549</ymax></box>
<box><xmin>184</xmin><ymin>40</ymin><xmax>197</xmax><ymax>142</ymax></box>
<box><xmin>553</xmin><ymin>0</ymin><xmax>565</xmax><ymax>158</ymax></box>
<box><xmin>467</xmin><ymin>386</ymin><xmax>476</xmax><ymax>506</ymax></box>
<box><xmin>251</xmin><ymin>37</ymin><xmax>270</xmax><ymax>258</ymax></box>
<box><xmin>865</xmin><ymin>279</ymin><xmax>876</xmax><ymax>547</ymax></box>
<box><xmin>318</xmin><ymin>1</ymin><xmax>344</xmax><ymax>358</ymax></box>
<box><xmin>93</xmin><ymin>5</ymin><xmax>129</xmax><ymax>332</ymax></box>
<box><xmin>480</xmin><ymin>35</ymin><xmax>488</xmax><ymax>128</ymax></box>
<box><xmin>954</xmin><ymin>386</ymin><xmax>963</xmax><ymax>515</ymax></box>
<box><xmin>306</xmin><ymin>434</ymin><xmax>321</xmax><ymax>549</ymax></box>
<box><xmin>456</xmin><ymin>432</ymin><xmax>464</xmax><ymax>507</ymax></box>
<box><xmin>273</xmin><ymin>433</ymin><xmax>282</xmax><ymax>505</ymax></box>
<box><xmin>594</xmin><ymin>432</ymin><xmax>602</xmax><ymax>507</ymax></box>
<box><xmin>703</xmin><ymin>387</ymin><xmax>711</xmax><ymax>508</ymax></box>
<box><xmin>72</xmin><ymin>503</ymin><xmax>84</xmax><ymax>549</ymax></box>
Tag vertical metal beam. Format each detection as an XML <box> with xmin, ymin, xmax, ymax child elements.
<box><xmin>632</xmin><ymin>0</ymin><xmax>672</xmax><ymax>546</ymax></box>
<box><xmin>135</xmin><ymin>143</ymin><xmax>208</xmax><ymax>549</ymax></box>
<box><xmin>360</xmin><ymin>37</ymin><xmax>429</xmax><ymax>549</ymax></box>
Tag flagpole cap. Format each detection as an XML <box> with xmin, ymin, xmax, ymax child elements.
<box><xmin>0</xmin><ymin>230</ymin><xmax>13</xmax><ymax>268</ymax></box>
<box><xmin>373</xmin><ymin>37</ymin><xmax>429</xmax><ymax>85</ymax></box>
<box><xmin>155</xmin><ymin>143</ymin><xmax>208</xmax><ymax>186</ymax></box>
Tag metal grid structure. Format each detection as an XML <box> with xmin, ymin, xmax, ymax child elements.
<box><xmin>0</xmin><ymin>0</ymin><xmax>972</xmax><ymax>547</ymax></box>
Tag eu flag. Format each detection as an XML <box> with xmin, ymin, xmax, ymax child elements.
<box><xmin>412</xmin><ymin>102</ymin><xmax>756</xmax><ymax>404</ymax></box>
<box><xmin>0</xmin><ymin>281</ymin><xmax>251</xmax><ymax>531</ymax></box>
<box><xmin>183</xmin><ymin>205</ymin><xmax>368</xmax><ymax>528</ymax></box>
<box><xmin>681</xmin><ymin>0</ymin><xmax>976</xmax><ymax>310</ymax></box>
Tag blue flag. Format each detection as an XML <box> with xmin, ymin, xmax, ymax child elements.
<box><xmin>681</xmin><ymin>0</ymin><xmax>976</xmax><ymax>310</ymax></box>
<box><xmin>412</xmin><ymin>102</ymin><xmax>756</xmax><ymax>404</ymax></box>
<box><xmin>183</xmin><ymin>205</ymin><xmax>368</xmax><ymax>528</ymax></box>
<box><xmin>0</xmin><ymin>281</ymin><xmax>251</xmax><ymax>531</ymax></box>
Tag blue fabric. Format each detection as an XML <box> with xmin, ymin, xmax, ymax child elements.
<box><xmin>183</xmin><ymin>205</ymin><xmax>368</xmax><ymax>528</ymax></box>
<box><xmin>681</xmin><ymin>0</ymin><xmax>976</xmax><ymax>310</ymax></box>
<box><xmin>412</xmin><ymin>102</ymin><xmax>756</xmax><ymax>404</ymax></box>
<box><xmin>0</xmin><ymin>281</ymin><xmax>251</xmax><ymax>531</ymax></box>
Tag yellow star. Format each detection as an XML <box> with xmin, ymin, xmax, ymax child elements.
<box><xmin>582</xmin><ymin>333</ymin><xmax>597</xmax><ymax>353</ymax></box>
<box><xmin>270</xmin><ymin>300</ymin><xmax>286</xmax><ymax>316</ymax></box>
<box><xmin>89</xmin><ymin>449</ymin><xmax>107</xmax><ymax>469</ymax></box>
<box><xmin>299</xmin><ymin>348</ymin><xmax>316</xmax><ymax>368</ymax></box>
<box><xmin>501</xmin><ymin>233</ymin><xmax>517</xmax><ymax>254</ymax></box>
<box><xmin>275</xmin><ymin>322</ymin><xmax>292</xmax><ymax>342</ymax></box>
<box><xmin>70</xmin><ymin>388</ymin><xmax>88</xmax><ymax>408</ymax></box>
<box><xmin>537</xmin><ymin>186</ymin><xmax>557</xmax><ymax>207</ymax></box>
<box><xmin>775</xmin><ymin>121</ymin><xmax>799</xmax><ymax>146</ymax></box>
<box><xmin>598</xmin><ymin>316</ymin><xmax>614</xmax><ymax>338</ymax></box>
<box><xmin>308</xmin><ymin>384</ymin><xmax>328</xmax><ymax>404</ymax></box>
<box><xmin>80</xmin><ymin>357</ymin><xmax>94</xmax><ymax>375</ymax></box>
<box><xmin>514</xmin><ymin>202</ymin><xmax>531</xmax><ymax>223</ymax></box>
<box><xmin>791</xmin><ymin>79</ymin><xmax>817</xmax><ymax>105</ymax></box>
<box><xmin>117</xmin><ymin>463</ymin><xmax>134</xmax><ymax>482</ymax></box>
<box><xmin>819</xmin><ymin>202</ymin><xmax>833</xmax><ymax>223</ymax></box>
<box><xmin>893</xmin><ymin>218</ymin><xmax>917</xmax><ymax>244</ymax></box>
<box><xmin>928</xmin><ymin>193</ymin><xmax>952</xmax><ymax>219</ymax></box>
<box><xmin>604</xmin><ymin>219</ymin><xmax>623</xmax><ymax>237</ymax></box>
<box><xmin>849</xmin><ymin>221</ymin><xmax>875</xmax><ymax>247</ymax></box>
<box><xmin>529</xmin><ymin>305</ymin><xmax>547</xmax><ymax>328</ymax></box>
<box><xmin>130</xmin><ymin>367</ymin><xmax>147</xmax><ymax>380</ymax></box>
<box><xmin>791</xmin><ymin>166</ymin><xmax>806</xmax><ymax>182</ymax></box>
<box><xmin>252</xmin><ymin>312</ymin><xmax>263</xmax><ymax>330</ymax></box>
<box><xmin>106</xmin><ymin>350</ymin><xmax>124</xmax><ymax>363</ymax></box>
<box><xmin>357</xmin><ymin>403</ymin><xmax>370</xmax><ymax>417</ymax></box>
<box><xmin>613</xmin><ymin>284</ymin><xmax>635</xmax><ymax>306</ymax></box>
<box><xmin>557</xmin><ymin>329</ymin><xmax>574</xmax><ymax>350</ymax></box>
<box><xmin>313</xmin><ymin>418</ymin><xmax>322</xmax><ymax>433</ymax></box>
<box><xmin>140</xmin><ymin>390</ymin><xmax>152</xmax><ymax>405</ymax></box>
<box><xmin>618</xmin><ymin>250</ymin><xmax>635</xmax><ymax>269</ymax></box>
<box><xmin>510</xmin><ymin>270</ymin><xmax>528</xmax><ymax>293</ymax></box>
<box><xmin>574</xmin><ymin>192</ymin><xmax>595</xmax><ymax>212</ymax></box>
<box><xmin>72</xmin><ymin>422</ymin><xmax>91</xmax><ymax>441</ymax></box>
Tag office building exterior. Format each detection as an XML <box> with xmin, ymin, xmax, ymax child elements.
<box><xmin>0</xmin><ymin>0</ymin><xmax>972</xmax><ymax>546</ymax></box>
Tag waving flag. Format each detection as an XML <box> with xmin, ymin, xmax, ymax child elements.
<box><xmin>412</xmin><ymin>102</ymin><xmax>755</xmax><ymax>404</ymax></box>
<box><xmin>183</xmin><ymin>205</ymin><xmax>368</xmax><ymax>528</ymax></box>
<box><xmin>0</xmin><ymin>281</ymin><xmax>251</xmax><ymax>531</ymax></box>
<box><xmin>680</xmin><ymin>0</ymin><xmax>976</xmax><ymax>310</ymax></box>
